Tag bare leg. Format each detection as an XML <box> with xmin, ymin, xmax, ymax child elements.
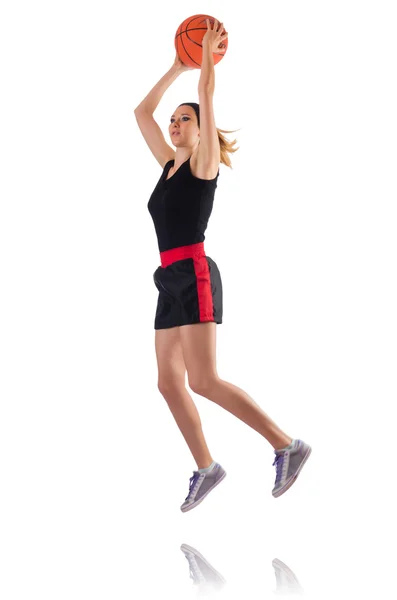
<box><xmin>161</xmin><ymin>384</ymin><xmax>214</xmax><ymax>470</ymax></box>
<box><xmin>192</xmin><ymin>378</ymin><xmax>293</xmax><ymax>450</ymax></box>
<box><xmin>179</xmin><ymin>323</ymin><xmax>293</xmax><ymax>451</ymax></box>
<box><xmin>155</xmin><ymin>327</ymin><xmax>213</xmax><ymax>470</ymax></box>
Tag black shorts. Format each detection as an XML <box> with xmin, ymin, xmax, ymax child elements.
<box><xmin>153</xmin><ymin>242</ymin><xmax>223</xmax><ymax>330</ymax></box>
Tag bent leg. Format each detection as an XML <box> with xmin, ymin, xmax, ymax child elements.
<box><xmin>155</xmin><ymin>326</ymin><xmax>214</xmax><ymax>469</ymax></box>
<box><xmin>179</xmin><ymin>323</ymin><xmax>293</xmax><ymax>450</ymax></box>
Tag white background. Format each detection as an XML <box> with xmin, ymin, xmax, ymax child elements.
<box><xmin>1</xmin><ymin>1</ymin><xmax>396</xmax><ymax>598</ymax></box>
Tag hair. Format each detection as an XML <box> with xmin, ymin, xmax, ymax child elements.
<box><xmin>178</xmin><ymin>102</ymin><xmax>240</xmax><ymax>169</ymax></box>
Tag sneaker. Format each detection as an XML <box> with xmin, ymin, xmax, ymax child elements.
<box><xmin>180</xmin><ymin>543</ymin><xmax>226</xmax><ymax>590</ymax></box>
<box><xmin>180</xmin><ymin>463</ymin><xmax>226</xmax><ymax>512</ymax></box>
<box><xmin>272</xmin><ymin>439</ymin><xmax>312</xmax><ymax>498</ymax></box>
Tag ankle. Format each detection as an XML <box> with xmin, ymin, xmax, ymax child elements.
<box><xmin>197</xmin><ymin>458</ymin><xmax>214</xmax><ymax>470</ymax></box>
<box><xmin>198</xmin><ymin>460</ymin><xmax>216</xmax><ymax>474</ymax></box>
<box><xmin>274</xmin><ymin>437</ymin><xmax>293</xmax><ymax>451</ymax></box>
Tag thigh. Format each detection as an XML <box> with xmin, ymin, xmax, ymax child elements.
<box><xmin>179</xmin><ymin>322</ymin><xmax>218</xmax><ymax>390</ymax></box>
<box><xmin>155</xmin><ymin>327</ymin><xmax>186</xmax><ymax>392</ymax></box>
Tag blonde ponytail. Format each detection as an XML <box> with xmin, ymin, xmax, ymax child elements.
<box><xmin>216</xmin><ymin>127</ymin><xmax>241</xmax><ymax>168</ymax></box>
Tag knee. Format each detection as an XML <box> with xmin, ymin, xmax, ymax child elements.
<box><xmin>188</xmin><ymin>375</ymin><xmax>219</xmax><ymax>397</ymax></box>
<box><xmin>158</xmin><ymin>378</ymin><xmax>184</xmax><ymax>398</ymax></box>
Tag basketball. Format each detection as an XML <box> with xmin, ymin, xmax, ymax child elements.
<box><xmin>175</xmin><ymin>14</ymin><xmax>228</xmax><ymax>69</ymax></box>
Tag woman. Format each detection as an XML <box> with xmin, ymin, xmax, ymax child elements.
<box><xmin>134</xmin><ymin>19</ymin><xmax>311</xmax><ymax>512</ymax></box>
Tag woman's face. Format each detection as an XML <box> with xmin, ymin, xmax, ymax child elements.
<box><xmin>169</xmin><ymin>105</ymin><xmax>199</xmax><ymax>147</ymax></box>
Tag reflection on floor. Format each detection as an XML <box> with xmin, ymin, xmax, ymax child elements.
<box><xmin>180</xmin><ymin>542</ymin><xmax>304</xmax><ymax>596</ymax></box>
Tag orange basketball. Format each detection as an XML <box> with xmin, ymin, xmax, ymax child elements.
<box><xmin>175</xmin><ymin>14</ymin><xmax>228</xmax><ymax>69</ymax></box>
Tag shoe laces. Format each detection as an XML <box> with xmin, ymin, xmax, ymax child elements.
<box><xmin>272</xmin><ymin>452</ymin><xmax>286</xmax><ymax>483</ymax></box>
<box><xmin>185</xmin><ymin>471</ymin><xmax>200</xmax><ymax>500</ymax></box>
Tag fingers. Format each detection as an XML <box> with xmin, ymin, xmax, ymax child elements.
<box><xmin>206</xmin><ymin>17</ymin><xmax>228</xmax><ymax>38</ymax></box>
<box><xmin>217</xmin><ymin>20</ymin><xmax>227</xmax><ymax>36</ymax></box>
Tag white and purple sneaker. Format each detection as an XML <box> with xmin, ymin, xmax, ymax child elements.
<box><xmin>180</xmin><ymin>463</ymin><xmax>226</xmax><ymax>512</ymax></box>
<box><xmin>272</xmin><ymin>439</ymin><xmax>312</xmax><ymax>498</ymax></box>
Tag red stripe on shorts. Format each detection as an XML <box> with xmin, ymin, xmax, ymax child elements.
<box><xmin>159</xmin><ymin>242</ymin><xmax>214</xmax><ymax>323</ymax></box>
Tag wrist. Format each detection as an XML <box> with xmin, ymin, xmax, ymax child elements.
<box><xmin>171</xmin><ymin>64</ymin><xmax>184</xmax><ymax>75</ymax></box>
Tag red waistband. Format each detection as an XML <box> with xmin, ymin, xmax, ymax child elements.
<box><xmin>160</xmin><ymin>242</ymin><xmax>206</xmax><ymax>268</ymax></box>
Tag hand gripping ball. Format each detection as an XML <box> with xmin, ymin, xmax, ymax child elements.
<box><xmin>175</xmin><ymin>14</ymin><xmax>228</xmax><ymax>69</ymax></box>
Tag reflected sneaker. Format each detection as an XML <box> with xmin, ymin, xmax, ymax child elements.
<box><xmin>272</xmin><ymin>557</ymin><xmax>304</xmax><ymax>595</ymax></box>
<box><xmin>180</xmin><ymin>463</ymin><xmax>226</xmax><ymax>512</ymax></box>
<box><xmin>272</xmin><ymin>439</ymin><xmax>312</xmax><ymax>498</ymax></box>
<box><xmin>180</xmin><ymin>543</ymin><xmax>226</xmax><ymax>591</ymax></box>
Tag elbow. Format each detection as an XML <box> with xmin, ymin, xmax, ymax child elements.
<box><xmin>134</xmin><ymin>104</ymin><xmax>150</xmax><ymax>114</ymax></box>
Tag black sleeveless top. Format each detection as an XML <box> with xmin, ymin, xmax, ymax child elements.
<box><xmin>147</xmin><ymin>156</ymin><xmax>219</xmax><ymax>253</ymax></box>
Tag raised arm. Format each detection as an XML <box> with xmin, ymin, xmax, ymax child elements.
<box><xmin>134</xmin><ymin>56</ymin><xmax>191</xmax><ymax>168</ymax></box>
<box><xmin>197</xmin><ymin>19</ymin><xmax>228</xmax><ymax>173</ymax></box>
